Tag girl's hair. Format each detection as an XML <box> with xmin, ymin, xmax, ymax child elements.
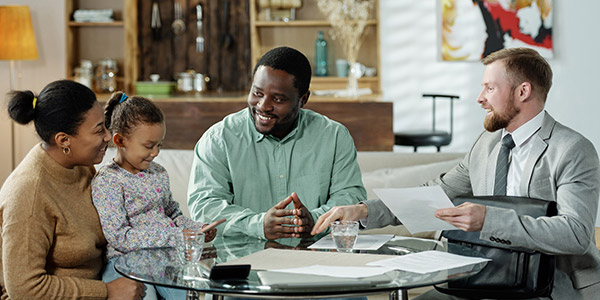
<box><xmin>104</xmin><ymin>92</ymin><xmax>164</xmax><ymax>136</ymax></box>
<box><xmin>7</xmin><ymin>80</ymin><xmax>97</xmax><ymax>144</ymax></box>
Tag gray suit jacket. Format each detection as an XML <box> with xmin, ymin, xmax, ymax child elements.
<box><xmin>365</xmin><ymin>113</ymin><xmax>600</xmax><ymax>299</ymax></box>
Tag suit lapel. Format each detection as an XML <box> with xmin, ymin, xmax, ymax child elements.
<box><xmin>520</xmin><ymin>112</ymin><xmax>555</xmax><ymax>196</ymax></box>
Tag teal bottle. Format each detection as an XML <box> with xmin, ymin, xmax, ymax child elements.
<box><xmin>315</xmin><ymin>31</ymin><xmax>328</xmax><ymax>76</ymax></box>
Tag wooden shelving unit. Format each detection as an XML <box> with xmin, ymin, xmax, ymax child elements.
<box><xmin>65</xmin><ymin>0</ymin><xmax>138</xmax><ymax>94</ymax></box>
<box><xmin>249</xmin><ymin>0</ymin><xmax>381</xmax><ymax>93</ymax></box>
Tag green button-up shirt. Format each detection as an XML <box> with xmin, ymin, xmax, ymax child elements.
<box><xmin>187</xmin><ymin>108</ymin><xmax>366</xmax><ymax>239</ymax></box>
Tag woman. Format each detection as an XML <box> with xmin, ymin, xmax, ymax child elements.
<box><xmin>0</xmin><ymin>80</ymin><xmax>145</xmax><ymax>299</ymax></box>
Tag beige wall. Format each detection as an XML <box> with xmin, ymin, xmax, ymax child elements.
<box><xmin>0</xmin><ymin>0</ymin><xmax>66</xmax><ymax>184</ymax></box>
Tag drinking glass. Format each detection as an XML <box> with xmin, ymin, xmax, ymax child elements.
<box><xmin>173</xmin><ymin>229</ymin><xmax>205</xmax><ymax>264</ymax></box>
<box><xmin>330</xmin><ymin>220</ymin><xmax>359</xmax><ymax>253</ymax></box>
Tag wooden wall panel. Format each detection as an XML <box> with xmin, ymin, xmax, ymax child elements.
<box><xmin>304</xmin><ymin>102</ymin><xmax>394</xmax><ymax>151</ymax></box>
<box><xmin>154</xmin><ymin>101</ymin><xmax>393</xmax><ymax>151</ymax></box>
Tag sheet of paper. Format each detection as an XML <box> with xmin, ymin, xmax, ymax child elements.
<box><xmin>267</xmin><ymin>265</ymin><xmax>394</xmax><ymax>278</ymax></box>
<box><xmin>307</xmin><ymin>234</ymin><xmax>394</xmax><ymax>250</ymax></box>
<box><xmin>373</xmin><ymin>186</ymin><xmax>458</xmax><ymax>234</ymax></box>
<box><xmin>367</xmin><ymin>250</ymin><xmax>490</xmax><ymax>274</ymax></box>
<box><xmin>257</xmin><ymin>270</ymin><xmax>393</xmax><ymax>288</ymax></box>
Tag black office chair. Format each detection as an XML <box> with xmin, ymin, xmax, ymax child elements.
<box><xmin>394</xmin><ymin>93</ymin><xmax>460</xmax><ymax>152</ymax></box>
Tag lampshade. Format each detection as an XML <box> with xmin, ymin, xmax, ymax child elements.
<box><xmin>0</xmin><ymin>5</ymin><xmax>38</xmax><ymax>60</ymax></box>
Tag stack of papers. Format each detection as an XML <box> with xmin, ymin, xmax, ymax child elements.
<box><xmin>257</xmin><ymin>270</ymin><xmax>392</xmax><ymax>288</ymax></box>
<box><xmin>244</xmin><ymin>248</ymin><xmax>489</xmax><ymax>287</ymax></box>
<box><xmin>262</xmin><ymin>265</ymin><xmax>393</xmax><ymax>279</ymax></box>
<box><xmin>222</xmin><ymin>242</ymin><xmax>490</xmax><ymax>287</ymax></box>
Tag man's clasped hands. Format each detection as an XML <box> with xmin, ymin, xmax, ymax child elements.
<box><xmin>264</xmin><ymin>192</ymin><xmax>315</xmax><ymax>240</ymax></box>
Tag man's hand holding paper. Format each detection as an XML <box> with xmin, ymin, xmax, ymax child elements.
<box><xmin>435</xmin><ymin>201</ymin><xmax>486</xmax><ymax>232</ymax></box>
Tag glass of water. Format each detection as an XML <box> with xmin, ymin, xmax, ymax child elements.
<box><xmin>330</xmin><ymin>220</ymin><xmax>359</xmax><ymax>253</ymax></box>
<box><xmin>173</xmin><ymin>229</ymin><xmax>205</xmax><ymax>264</ymax></box>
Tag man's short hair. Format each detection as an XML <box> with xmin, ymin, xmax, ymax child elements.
<box><xmin>253</xmin><ymin>46</ymin><xmax>312</xmax><ymax>97</ymax></box>
<box><xmin>482</xmin><ymin>47</ymin><xmax>553</xmax><ymax>102</ymax></box>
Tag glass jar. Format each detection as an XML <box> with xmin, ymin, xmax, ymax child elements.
<box><xmin>194</xmin><ymin>73</ymin><xmax>210</xmax><ymax>93</ymax></box>
<box><xmin>74</xmin><ymin>59</ymin><xmax>93</xmax><ymax>89</ymax></box>
<box><xmin>176</xmin><ymin>71</ymin><xmax>195</xmax><ymax>93</ymax></box>
<box><xmin>95</xmin><ymin>58</ymin><xmax>118</xmax><ymax>93</ymax></box>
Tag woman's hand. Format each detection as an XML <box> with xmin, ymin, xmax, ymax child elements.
<box><xmin>106</xmin><ymin>277</ymin><xmax>145</xmax><ymax>300</ymax></box>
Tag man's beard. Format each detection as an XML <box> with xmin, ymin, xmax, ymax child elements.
<box><xmin>484</xmin><ymin>95</ymin><xmax>520</xmax><ymax>132</ymax></box>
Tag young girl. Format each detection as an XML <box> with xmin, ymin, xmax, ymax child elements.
<box><xmin>92</xmin><ymin>92</ymin><xmax>221</xmax><ymax>300</ymax></box>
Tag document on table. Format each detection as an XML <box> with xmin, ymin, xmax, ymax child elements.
<box><xmin>308</xmin><ymin>234</ymin><xmax>394</xmax><ymax>250</ymax></box>
<box><xmin>367</xmin><ymin>250</ymin><xmax>491</xmax><ymax>274</ymax></box>
<box><xmin>257</xmin><ymin>268</ymin><xmax>393</xmax><ymax>288</ymax></box>
<box><xmin>373</xmin><ymin>186</ymin><xmax>458</xmax><ymax>234</ymax></box>
<box><xmin>264</xmin><ymin>265</ymin><xmax>394</xmax><ymax>279</ymax></box>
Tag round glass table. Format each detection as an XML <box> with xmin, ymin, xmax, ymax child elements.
<box><xmin>115</xmin><ymin>234</ymin><xmax>486</xmax><ymax>300</ymax></box>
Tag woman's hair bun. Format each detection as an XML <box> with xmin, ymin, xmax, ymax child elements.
<box><xmin>7</xmin><ymin>90</ymin><xmax>36</xmax><ymax>125</ymax></box>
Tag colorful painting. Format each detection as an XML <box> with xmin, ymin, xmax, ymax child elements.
<box><xmin>441</xmin><ymin>0</ymin><xmax>553</xmax><ymax>61</ymax></box>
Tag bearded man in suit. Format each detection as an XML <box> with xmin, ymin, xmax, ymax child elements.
<box><xmin>312</xmin><ymin>47</ymin><xmax>600</xmax><ymax>300</ymax></box>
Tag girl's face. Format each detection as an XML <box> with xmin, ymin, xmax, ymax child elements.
<box><xmin>68</xmin><ymin>103</ymin><xmax>111</xmax><ymax>166</ymax></box>
<box><xmin>115</xmin><ymin>122</ymin><xmax>166</xmax><ymax>174</ymax></box>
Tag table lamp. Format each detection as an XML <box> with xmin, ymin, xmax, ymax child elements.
<box><xmin>0</xmin><ymin>5</ymin><xmax>39</xmax><ymax>169</ymax></box>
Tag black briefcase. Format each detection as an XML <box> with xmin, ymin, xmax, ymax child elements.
<box><xmin>434</xmin><ymin>196</ymin><xmax>557</xmax><ymax>299</ymax></box>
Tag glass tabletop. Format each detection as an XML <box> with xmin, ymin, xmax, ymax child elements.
<box><xmin>115</xmin><ymin>234</ymin><xmax>486</xmax><ymax>298</ymax></box>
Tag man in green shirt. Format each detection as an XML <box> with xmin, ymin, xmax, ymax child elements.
<box><xmin>187</xmin><ymin>46</ymin><xmax>366</xmax><ymax>240</ymax></box>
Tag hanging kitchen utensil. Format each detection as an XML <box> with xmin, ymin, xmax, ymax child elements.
<box><xmin>196</xmin><ymin>4</ymin><xmax>204</xmax><ymax>53</ymax></box>
<box><xmin>220</xmin><ymin>1</ymin><xmax>234</xmax><ymax>49</ymax></box>
<box><xmin>151</xmin><ymin>0</ymin><xmax>162</xmax><ymax>40</ymax></box>
<box><xmin>172</xmin><ymin>1</ymin><xmax>186</xmax><ymax>36</ymax></box>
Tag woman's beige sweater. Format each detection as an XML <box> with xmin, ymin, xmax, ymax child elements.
<box><xmin>0</xmin><ymin>144</ymin><xmax>108</xmax><ymax>299</ymax></box>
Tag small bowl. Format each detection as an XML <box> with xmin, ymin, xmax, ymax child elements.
<box><xmin>150</xmin><ymin>74</ymin><xmax>160</xmax><ymax>83</ymax></box>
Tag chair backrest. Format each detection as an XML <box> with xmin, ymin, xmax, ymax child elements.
<box><xmin>423</xmin><ymin>93</ymin><xmax>459</xmax><ymax>134</ymax></box>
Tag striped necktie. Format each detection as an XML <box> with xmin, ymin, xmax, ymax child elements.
<box><xmin>493</xmin><ymin>134</ymin><xmax>516</xmax><ymax>196</ymax></box>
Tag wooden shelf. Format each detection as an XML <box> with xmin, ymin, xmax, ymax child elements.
<box><xmin>255</xmin><ymin>19</ymin><xmax>377</xmax><ymax>27</ymax></box>
<box><xmin>68</xmin><ymin>21</ymin><xmax>123</xmax><ymax>27</ymax></box>
<box><xmin>65</xmin><ymin>0</ymin><xmax>137</xmax><ymax>94</ymax></box>
<box><xmin>250</xmin><ymin>0</ymin><xmax>381</xmax><ymax>93</ymax></box>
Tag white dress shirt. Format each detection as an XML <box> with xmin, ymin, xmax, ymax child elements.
<box><xmin>503</xmin><ymin>111</ymin><xmax>545</xmax><ymax>196</ymax></box>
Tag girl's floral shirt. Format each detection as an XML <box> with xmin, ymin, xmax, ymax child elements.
<box><xmin>92</xmin><ymin>161</ymin><xmax>200</xmax><ymax>259</ymax></box>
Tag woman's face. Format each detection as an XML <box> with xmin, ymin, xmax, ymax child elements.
<box><xmin>67</xmin><ymin>103</ymin><xmax>111</xmax><ymax>166</ymax></box>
